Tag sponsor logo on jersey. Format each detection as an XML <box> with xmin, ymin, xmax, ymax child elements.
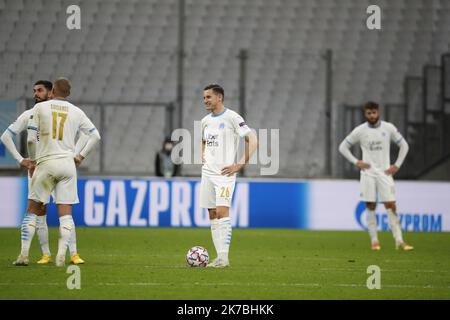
<box><xmin>206</xmin><ymin>133</ymin><xmax>219</xmax><ymax>147</ymax></box>
<box><xmin>368</xmin><ymin>141</ymin><xmax>383</xmax><ymax>151</ymax></box>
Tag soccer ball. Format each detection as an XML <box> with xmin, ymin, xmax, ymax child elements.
<box><xmin>186</xmin><ymin>246</ymin><xmax>209</xmax><ymax>267</ymax></box>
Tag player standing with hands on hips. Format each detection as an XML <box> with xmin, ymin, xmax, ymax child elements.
<box><xmin>26</xmin><ymin>78</ymin><xmax>101</xmax><ymax>267</ymax></box>
<box><xmin>2</xmin><ymin>80</ymin><xmax>90</xmax><ymax>266</ymax></box>
<box><xmin>2</xmin><ymin>80</ymin><xmax>54</xmax><ymax>265</ymax></box>
<box><xmin>200</xmin><ymin>84</ymin><xmax>258</xmax><ymax>268</ymax></box>
<box><xmin>339</xmin><ymin>101</ymin><xmax>413</xmax><ymax>251</ymax></box>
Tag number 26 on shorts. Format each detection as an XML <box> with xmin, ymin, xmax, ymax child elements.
<box><xmin>220</xmin><ymin>186</ymin><xmax>230</xmax><ymax>198</ymax></box>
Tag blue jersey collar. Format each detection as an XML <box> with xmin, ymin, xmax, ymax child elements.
<box><xmin>211</xmin><ymin>107</ymin><xmax>227</xmax><ymax>118</ymax></box>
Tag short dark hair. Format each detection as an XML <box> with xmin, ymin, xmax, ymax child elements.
<box><xmin>363</xmin><ymin>101</ymin><xmax>379</xmax><ymax>111</ymax></box>
<box><xmin>204</xmin><ymin>84</ymin><xmax>225</xmax><ymax>101</ymax></box>
<box><xmin>34</xmin><ymin>80</ymin><xmax>53</xmax><ymax>91</ymax></box>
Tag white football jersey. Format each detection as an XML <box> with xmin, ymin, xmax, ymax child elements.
<box><xmin>7</xmin><ymin>109</ymin><xmax>33</xmax><ymax>136</ymax></box>
<box><xmin>344</xmin><ymin>121</ymin><xmax>405</xmax><ymax>176</ymax></box>
<box><xmin>28</xmin><ymin>99</ymin><xmax>97</xmax><ymax>164</ymax></box>
<box><xmin>3</xmin><ymin>109</ymin><xmax>35</xmax><ymax>163</ymax></box>
<box><xmin>201</xmin><ymin>108</ymin><xmax>252</xmax><ymax>177</ymax></box>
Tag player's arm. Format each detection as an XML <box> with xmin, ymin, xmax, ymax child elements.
<box><xmin>75</xmin><ymin>113</ymin><xmax>101</xmax><ymax>166</ymax></box>
<box><xmin>74</xmin><ymin>130</ymin><xmax>101</xmax><ymax>166</ymax></box>
<box><xmin>222</xmin><ymin>132</ymin><xmax>258</xmax><ymax>176</ymax></box>
<box><xmin>221</xmin><ymin>116</ymin><xmax>258</xmax><ymax>176</ymax></box>
<box><xmin>1</xmin><ymin>129</ymin><xmax>28</xmax><ymax>168</ymax></box>
<box><xmin>385</xmin><ymin>126</ymin><xmax>409</xmax><ymax>175</ymax></box>
<box><xmin>0</xmin><ymin>111</ymin><xmax>32</xmax><ymax>168</ymax></box>
<box><xmin>394</xmin><ymin>138</ymin><xmax>409</xmax><ymax>167</ymax></box>
<box><xmin>74</xmin><ymin>131</ymin><xmax>91</xmax><ymax>165</ymax></box>
<box><xmin>240</xmin><ymin>132</ymin><xmax>258</xmax><ymax>166</ymax></box>
<box><xmin>338</xmin><ymin>130</ymin><xmax>370</xmax><ymax>170</ymax></box>
<box><xmin>74</xmin><ymin>132</ymin><xmax>92</xmax><ymax>167</ymax></box>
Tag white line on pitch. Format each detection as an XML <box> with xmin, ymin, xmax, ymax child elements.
<box><xmin>319</xmin><ymin>268</ymin><xmax>450</xmax><ymax>273</ymax></box>
<box><xmin>95</xmin><ymin>282</ymin><xmax>449</xmax><ymax>289</ymax></box>
<box><xmin>0</xmin><ymin>282</ymin><xmax>448</xmax><ymax>289</ymax></box>
<box><xmin>97</xmin><ymin>282</ymin><xmax>322</xmax><ymax>287</ymax></box>
<box><xmin>0</xmin><ymin>283</ymin><xmax>61</xmax><ymax>286</ymax></box>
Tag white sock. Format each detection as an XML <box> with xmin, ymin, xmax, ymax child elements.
<box><xmin>366</xmin><ymin>209</ymin><xmax>379</xmax><ymax>244</ymax></box>
<box><xmin>210</xmin><ymin>219</ymin><xmax>221</xmax><ymax>258</ymax></box>
<box><xmin>217</xmin><ymin>217</ymin><xmax>232</xmax><ymax>261</ymax></box>
<box><xmin>36</xmin><ymin>215</ymin><xmax>51</xmax><ymax>256</ymax></box>
<box><xmin>68</xmin><ymin>226</ymin><xmax>77</xmax><ymax>256</ymax></box>
<box><xmin>20</xmin><ymin>213</ymin><xmax>37</xmax><ymax>256</ymax></box>
<box><xmin>387</xmin><ymin>208</ymin><xmax>404</xmax><ymax>244</ymax></box>
<box><xmin>57</xmin><ymin>215</ymin><xmax>74</xmax><ymax>257</ymax></box>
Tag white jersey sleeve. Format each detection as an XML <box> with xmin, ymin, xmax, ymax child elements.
<box><xmin>388</xmin><ymin>123</ymin><xmax>404</xmax><ymax>145</ymax></box>
<box><xmin>8</xmin><ymin>110</ymin><xmax>33</xmax><ymax>135</ymax></box>
<box><xmin>0</xmin><ymin>131</ymin><xmax>23</xmax><ymax>163</ymax></box>
<box><xmin>339</xmin><ymin>126</ymin><xmax>361</xmax><ymax>165</ymax></box>
<box><xmin>0</xmin><ymin>110</ymin><xmax>33</xmax><ymax>163</ymax></box>
<box><xmin>344</xmin><ymin>126</ymin><xmax>361</xmax><ymax>146</ymax></box>
<box><xmin>230</xmin><ymin>112</ymin><xmax>251</xmax><ymax>137</ymax></box>
<box><xmin>77</xmin><ymin>111</ymin><xmax>100</xmax><ymax>158</ymax></box>
<box><xmin>74</xmin><ymin>130</ymin><xmax>90</xmax><ymax>155</ymax></box>
<box><xmin>78</xmin><ymin>111</ymin><xmax>97</xmax><ymax>136</ymax></box>
<box><xmin>387</xmin><ymin>123</ymin><xmax>409</xmax><ymax>167</ymax></box>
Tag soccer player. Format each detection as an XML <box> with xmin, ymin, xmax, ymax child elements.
<box><xmin>25</xmin><ymin>78</ymin><xmax>101</xmax><ymax>267</ymax></box>
<box><xmin>2</xmin><ymin>80</ymin><xmax>53</xmax><ymax>265</ymax></box>
<box><xmin>3</xmin><ymin>81</ymin><xmax>89</xmax><ymax>266</ymax></box>
<box><xmin>339</xmin><ymin>101</ymin><xmax>413</xmax><ymax>251</ymax></box>
<box><xmin>200</xmin><ymin>84</ymin><xmax>258</xmax><ymax>268</ymax></box>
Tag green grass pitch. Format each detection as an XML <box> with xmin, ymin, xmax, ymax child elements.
<box><xmin>0</xmin><ymin>228</ymin><xmax>449</xmax><ymax>299</ymax></box>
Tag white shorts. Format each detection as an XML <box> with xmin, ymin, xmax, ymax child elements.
<box><xmin>200</xmin><ymin>174</ymin><xmax>236</xmax><ymax>208</ymax></box>
<box><xmin>28</xmin><ymin>157</ymin><xmax>79</xmax><ymax>205</ymax></box>
<box><xmin>28</xmin><ymin>176</ymin><xmax>55</xmax><ymax>203</ymax></box>
<box><xmin>360</xmin><ymin>173</ymin><xmax>396</xmax><ymax>203</ymax></box>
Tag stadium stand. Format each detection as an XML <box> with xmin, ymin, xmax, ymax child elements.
<box><xmin>0</xmin><ymin>0</ymin><xmax>449</xmax><ymax>177</ymax></box>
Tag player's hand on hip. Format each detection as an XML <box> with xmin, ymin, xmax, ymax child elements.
<box><xmin>385</xmin><ymin>165</ymin><xmax>399</xmax><ymax>176</ymax></box>
<box><xmin>356</xmin><ymin>160</ymin><xmax>371</xmax><ymax>170</ymax></box>
<box><xmin>74</xmin><ymin>154</ymin><xmax>85</xmax><ymax>167</ymax></box>
<box><xmin>20</xmin><ymin>158</ymin><xmax>31</xmax><ymax>169</ymax></box>
<box><xmin>221</xmin><ymin>163</ymin><xmax>243</xmax><ymax>176</ymax></box>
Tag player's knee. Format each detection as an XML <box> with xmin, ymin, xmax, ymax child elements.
<box><xmin>38</xmin><ymin>204</ymin><xmax>47</xmax><ymax>216</ymax></box>
<box><xmin>366</xmin><ymin>202</ymin><xmax>376</xmax><ymax>211</ymax></box>
<box><xmin>57</xmin><ymin>204</ymin><xmax>72</xmax><ymax>216</ymax></box>
<box><xmin>208</xmin><ymin>208</ymin><xmax>217</xmax><ymax>220</ymax></box>
<box><xmin>27</xmin><ymin>200</ymin><xmax>42</xmax><ymax>214</ymax></box>
<box><xmin>216</xmin><ymin>206</ymin><xmax>230</xmax><ymax>219</ymax></box>
<box><xmin>384</xmin><ymin>202</ymin><xmax>396</xmax><ymax>210</ymax></box>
